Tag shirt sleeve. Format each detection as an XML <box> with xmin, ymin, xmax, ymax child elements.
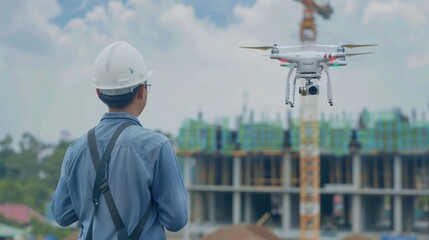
<box><xmin>51</xmin><ymin>147</ymin><xmax>79</xmax><ymax>226</ymax></box>
<box><xmin>151</xmin><ymin>140</ymin><xmax>188</xmax><ymax>232</ymax></box>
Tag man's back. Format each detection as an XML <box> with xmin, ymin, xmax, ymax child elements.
<box><xmin>52</xmin><ymin>112</ymin><xmax>188</xmax><ymax>239</ymax></box>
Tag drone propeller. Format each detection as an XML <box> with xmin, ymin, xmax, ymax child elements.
<box><xmin>240</xmin><ymin>46</ymin><xmax>273</xmax><ymax>51</ymax></box>
<box><xmin>343</xmin><ymin>44</ymin><xmax>378</xmax><ymax>49</ymax></box>
<box><xmin>240</xmin><ymin>45</ymin><xmax>305</xmax><ymax>51</ymax></box>
<box><xmin>346</xmin><ymin>52</ymin><xmax>375</xmax><ymax>56</ymax></box>
<box><xmin>310</xmin><ymin>44</ymin><xmax>378</xmax><ymax>48</ymax></box>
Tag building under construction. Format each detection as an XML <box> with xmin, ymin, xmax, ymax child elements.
<box><xmin>176</xmin><ymin>109</ymin><xmax>429</xmax><ymax>240</ymax></box>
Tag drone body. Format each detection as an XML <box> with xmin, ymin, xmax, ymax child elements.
<box><xmin>241</xmin><ymin>43</ymin><xmax>376</xmax><ymax>107</ymax></box>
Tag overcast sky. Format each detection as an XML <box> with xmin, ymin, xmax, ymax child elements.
<box><xmin>0</xmin><ymin>0</ymin><xmax>428</xmax><ymax>144</ymax></box>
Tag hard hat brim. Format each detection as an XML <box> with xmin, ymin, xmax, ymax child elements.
<box><xmin>94</xmin><ymin>71</ymin><xmax>154</xmax><ymax>96</ymax></box>
<box><xmin>92</xmin><ymin>70</ymin><xmax>154</xmax><ymax>90</ymax></box>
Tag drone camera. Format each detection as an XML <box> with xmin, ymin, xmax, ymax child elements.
<box><xmin>299</xmin><ymin>85</ymin><xmax>319</xmax><ymax>96</ymax></box>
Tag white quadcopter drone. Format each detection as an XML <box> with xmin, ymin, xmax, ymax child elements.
<box><xmin>240</xmin><ymin>43</ymin><xmax>377</xmax><ymax>107</ymax></box>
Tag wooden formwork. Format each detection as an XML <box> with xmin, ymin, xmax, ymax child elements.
<box><xmin>193</xmin><ymin>154</ymin><xmax>233</xmax><ymax>186</ymax></box>
<box><xmin>361</xmin><ymin>154</ymin><xmax>395</xmax><ymax>189</ymax></box>
<box><xmin>321</xmin><ymin>155</ymin><xmax>353</xmax><ymax>187</ymax></box>
<box><xmin>233</xmin><ymin>153</ymin><xmax>285</xmax><ymax>187</ymax></box>
<box><xmin>405</xmin><ymin>155</ymin><xmax>429</xmax><ymax>189</ymax></box>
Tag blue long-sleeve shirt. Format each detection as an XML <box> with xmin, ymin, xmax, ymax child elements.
<box><xmin>51</xmin><ymin>112</ymin><xmax>188</xmax><ymax>239</ymax></box>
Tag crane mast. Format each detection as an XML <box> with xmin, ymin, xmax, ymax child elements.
<box><xmin>297</xmin><ymin>1</ymin><xmax>332</xmax><ymax>239</ymax></box>
<box><xmin>298</xmin><ymin>0</ymin><xmax>333</xmax><ymax>42</ymax></box>
<box><xmin>299</xmin><ymin>96</ymin><xmax>321</xmax><ymax>240</ymax></box>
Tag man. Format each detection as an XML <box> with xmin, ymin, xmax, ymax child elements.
<box><xmin>52</xmin><ymin>41</ymin><xmax>188</xmax><ymax>239</ymax></box>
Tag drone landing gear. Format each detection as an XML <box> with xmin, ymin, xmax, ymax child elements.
<box><xmin>322</xmin><ymin>63</ymin><xmax>334</xmax><ymax>107</ymax></box>
<box><xmin>286</xmin><ymin>101</ymin><xmax>294</xmax><ymax>108</ymax></box>
<box><xmin>285</xmin><ymin>64</ymin><xmax>298</xmax><ymax>108</ymax></box>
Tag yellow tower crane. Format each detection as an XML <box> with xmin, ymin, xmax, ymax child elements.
<box><xmin>296</xmin><ymin>1</ymin><xmax>333</xmax><ymax>240</ymax></box>
<box><xmin>298</xmin><ymin>0</ymin><xmax>333</xmax><ymax>42</ymax></box>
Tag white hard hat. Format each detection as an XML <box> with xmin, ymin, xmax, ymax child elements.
<box><xmin>92</xmin><ymin>41</ymin><xmax>154</xmax><ymax>96</ymax></box>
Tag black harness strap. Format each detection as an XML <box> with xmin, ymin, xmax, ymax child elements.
<box><xmin>86</xmin><ymin>122</ymin><xmax>154</xmax><ymax>240</ymax></box>
<box><xmin>129</xmin><ymin>201</ymin><xmax>156</xmax><ymax>239</ymax></box>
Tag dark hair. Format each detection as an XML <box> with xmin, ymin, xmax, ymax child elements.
<box><xmin>98</xmin><ymin>85</ymin><xmax>141</xmax><ymax>109</ymax></box>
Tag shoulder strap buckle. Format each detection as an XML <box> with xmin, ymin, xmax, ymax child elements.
<box><xmin>100</xmin><ymin>180</ymin><xmax>109</xmax><ymax>193</ymax></box>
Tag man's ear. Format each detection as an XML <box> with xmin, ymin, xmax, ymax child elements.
<box><xmin>137</xmin><ymin>84</ymin><xmax>145</xmax><ymax>99</ymax></box>
<box><xmin>96</xmin><ymin>89</ymin><xmax>101</xmax><ymax>95</ymax></box>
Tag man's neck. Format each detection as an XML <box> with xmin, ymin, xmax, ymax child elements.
<box><xmin>108</xmin><ymin>107</ymin><xmax>140</xmax><ymax>117</ymax></box>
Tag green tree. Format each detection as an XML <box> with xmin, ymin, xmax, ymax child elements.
<box><xmin>0</xmin><ymin>179</ymin><xmax>25</xmax><ymax>203</ymax></box>
<box><xmin>2</xmin><ymin>151</ymin><xmax>40</xmax><ymax>181</ymax></box>
<box><xmin>0</xmin><ymin>134</ymin><xmax>15</xmax><ymax>179</ymax></box>
<box><xmin>0</xmin><ymin>134</ymin><xmax>14</xmax><ymax>153</ymax></box>
<box><xmin>24</xmin><ymin>180</ymin><xmax>52</xmax><ymax>213</ymax></box>
<box><xmin>0</xmin><ymin>179</ymin><xmax>51</xmax><ymax>213</ymax></box>
<box><xmin>19</xmin><ymin>132</ymin><xmax>43</xmax><ymax>155</ymax></box>
<box><xmin>30</xmin><ymin>217</ymin><xmax>75</xmax><ymax>239</ymax></box>
<box><xmin>41</xmin><ymin>140</ymin><xmax>70</xmax><ymax>189</ymax></box>
<box><xmin>0</xmin><ymin>133</ymin><xmax>74</xmax><ymax>224</ymax></box>
<box><xmin>0</xmin><ymin>133</ymin><xmax>64</xmax><ymax>212</ymax></box>
<box><xmin>0</xmin><ymin>132</ymin><xmax>45</xmax><ymax>182</ymax></box>
<box><xmin>0</xmin><ymin>214</ymin><xmax>25</xmax><ymax>228</ymax></box>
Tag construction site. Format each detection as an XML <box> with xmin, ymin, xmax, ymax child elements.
<box><xmin>175</xmin><ymin>108</ymin><xmax>429</xmax><ymax>240</ymax></box>
<box><xmin>173</xmin><ymin>1</ymin><xmax>428</xmax><ymax>240</ymax></box>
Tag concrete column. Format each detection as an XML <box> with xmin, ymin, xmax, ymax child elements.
<box><xmin>233</xmin><ymin>156</ymin><xmax>242</xmax><ymax>224</ymax></box>
<box><xmin>352</xmin><ymin>195</ymin><xmax>362</xmax><ymax>232</ymax></box>
<box><xmin>233</xmin><ymin>192</ymin><xmax>241</xmax><ymax>224</ymax></box>
<box><xmin>282</xmin><ymin>194</ymin><xmax>291</xmax><ymax>233</ymax></box>
<box><xmin>194</xmin><ymin>192</ymin><xmax>204</xmax><ymax>223</ymax></box>
<box><xmin>394</xmin><ymin>155</ymin><xmax>402</xmax><ymax>190</ymax></box>
<box><xmin>244</xmin><ymin>157</ymin><xmax>251</xmax><ymax>185</ymax></box>
<box><xmin>244</xmin><ymin>193</ymin><xmax>252</xmax><ymax>223</ymax></box>
<box><xmin>183</xmin><ymin>195</ymin><xmax>191</xmax><ymax>240</ymax></box>
<box><xmin>233</xmin><ymin>156</ymin><xmax>241</xmax><ymax>187</ymax></box>
<box><xmin>282</xmin><ymin>151</ymin><xmax>291</xmax><ymax>232</ymax></box>
<box><xmin>352</xmin><ymin>153</ymin><xmax>362</xmax><ymax>232</ymax></box>
<box><xmin>394</xmin><ymin>195</ymin><xmax>403</xmax><ymax>233</ymax></box>
<box><xmin>183</xmin><ymin>157</ymin><xmax>192</xmax><ymax>240</ymax></box>
<box><xmin>184</xmin><ymin>157</ymin><xmax>192</xmax><ymax>187</ymax></box>
<box><xmin>352</xmin><ymin>153</ymin><xmax>361</xmax><ymax>189</ymax></box>
<box><xmin>393</xmin><ymin>154</ymin><xmax>403</xmax><ymax>233</ymax></box>
<box><xmin>208</xmin><ymin>192</ymin><xmax>216</xmax><ymax>223</ymax></box>
<box><xmin>283</xmin><ymin>152</ymin><xmax>292</xmax><ymax>187</ymax></box>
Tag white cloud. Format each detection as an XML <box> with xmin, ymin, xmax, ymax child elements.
<box><xmin>362</xmin><ymin>0</ymin><xmax>429</xmax><ymax>27</ymax></box>
<box><xmin>25</xmin><ymin>0</ymin><xmax>61</xmax><ymax>22</ymax></box>
<box><xmin>405</xmin><ymin>47</ymin><xmax>429</xmax><ymax>68</ymax></box>
<box><xmin>360</xmin><ymin>0</ymin><xmax>429</xmax><ymax>70</ymax></box>
<box><xmin>0</xmin><ymin>0</ymin><xmax>428</xmax><ymax>144</ymax></box>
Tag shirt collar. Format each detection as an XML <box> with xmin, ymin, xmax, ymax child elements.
<box><xmin>100</xmin><ymin>112</ymin><xmax>143</xmax><ymax>127</ymax></box>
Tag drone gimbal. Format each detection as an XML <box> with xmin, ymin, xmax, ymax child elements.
<box><xmin>285</xmin><ymin>62</ymin><xmax>333</xmax><ymax>107</ymax></box>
